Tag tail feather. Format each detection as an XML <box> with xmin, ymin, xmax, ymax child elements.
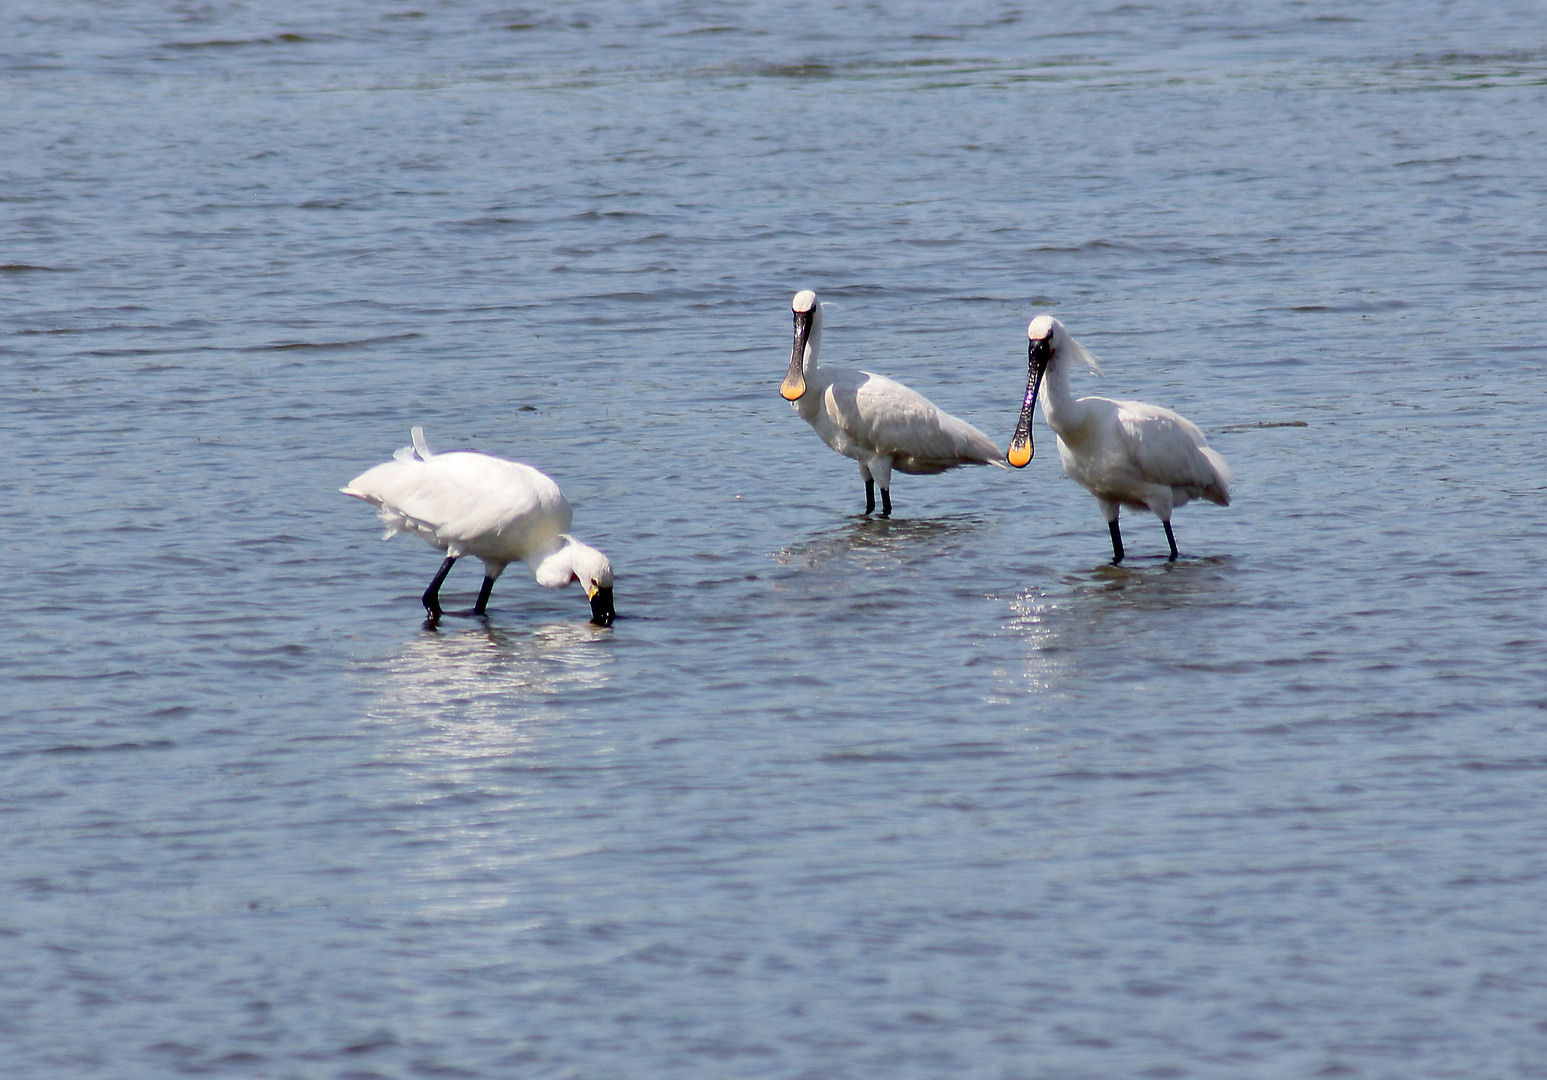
<box><xmin>411</xmin><ymin>425</ymin><xmax>434</xmax><ymax>460</ymax></box>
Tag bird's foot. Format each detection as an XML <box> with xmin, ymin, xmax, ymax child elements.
<box><xmin>422</xmin><ymin>603</ymin><xmax>486</xmax><ymax>621</ymax></box>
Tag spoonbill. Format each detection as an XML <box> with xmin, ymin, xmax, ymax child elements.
<box><xmin>342</xmin><ymin>426</ymin><xmax>615</xmax><ymax>625</ymax></box>
<box><xmin>1007</xmin><ymin>316</ymin><xmax>1232</xmax><ymax>563</ymax></box>
<box><xmin>780</xmin><ymin>289</ymin><xmax>1003</xmax><ymax>516</ymax></box>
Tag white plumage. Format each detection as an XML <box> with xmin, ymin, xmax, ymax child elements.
<box><xmin>1007</xmin><ymin>316</ymin><xmax>1232</xmax><ymax>562</ymax></box>
<box><xmin>779</xmin><ymin>289</ymin><xmax>1003</xmax><ymax>517</ymax></box>
<box><xmin>342</xmin><ymin>426</ymin><xmax>615</xmax><ymax>624</ymax></box>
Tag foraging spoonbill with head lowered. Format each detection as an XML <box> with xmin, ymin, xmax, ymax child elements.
<box><xmin>780</xmin><ymin>289</ymin><xmax>1003</xmax><ymax>516</ymax></box>
<box><xmin>342</xmin><ymin>426</ymin><xmax>615</xmax><ymax>624</ymax></box>
<box><xmin>1007</xmin><ymin>316</ymin><xmax>1232</xmax><ymax>563</ymax></box>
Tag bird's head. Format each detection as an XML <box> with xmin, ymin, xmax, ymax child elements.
<box><xmin>1026</xmin><ymin>315</ymin><xmax>1061</xmax><ymax>376</ymax></box>
<box><xmin>781</xmin><ymin>289</ymin><xmax>822</xmax><ymax>402</ymax></box>
<box><xmin>1008</xmin><ymin>316</ymin><xmax>1062</xmax><ymax>467</ymax></box>
<box><xmin>1009</xmin><ymin>315</ymin><xmax>1100</xmax><ymax>468</ymax></box>
<box><xmin>547</xmin><ymin>538</ymin><xmax>614</xmax><ymax>626</ymax></box>
<box><xmin>1027</xmin><ymin>314</ymin><xmax>1060</xmax><ymax>346</ymax></box>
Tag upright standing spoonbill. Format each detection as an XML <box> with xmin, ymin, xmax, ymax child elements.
<box><xmin>1007</xmin><ymin>316</ymin><xmax>1232</xmax><ymax>563</ymax></box>
<box><xmin>780</xmin><ymin>289</ymin><xmax>1003</xmax><ymax>516</ymax></box>
<box><xmin>342</xmin><ymin>426</ymin><xmax>615</xmax><ymax>624</ymax></box>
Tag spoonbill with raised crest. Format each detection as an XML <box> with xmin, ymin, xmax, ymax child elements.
<box><xmin>342</xmin><ymin>426</ymin><xmax>615</xmax><ymax>624</ymax></box>
<box><xmin>1007</xmin><ymin>316</ymin><xmax>1232</xmax><ymax>563</ymax></box>
<box><xmin>780</xmin><ymin>289</ymin><xmax>1003</xmax><ymax>516</ymax></box>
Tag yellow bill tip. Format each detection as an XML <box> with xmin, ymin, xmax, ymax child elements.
<box><xmin>1007</xmin><ymin>444</ymin><xmax>1032</xmax><ymax>469</ymax></box>
<box><xmin>780</xmin><ymin>378</ymin><xmax>806</xmax><ymax>401</ymax></box>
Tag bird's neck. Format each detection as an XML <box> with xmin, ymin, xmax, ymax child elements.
<box><xmin>803</xmin><ymin>319</ymin><xmax>822</xmax><ymax>376</ymax></box>
<box><xmin>1038</xmin><ymin>354</ymin><xmax>1086</xmax><ymax>440</ymax></box>
<box><xmin>804</xmin><ymin>334</ymin><xmax>829</xmax><ymax>375</ymax></box>
<box><xmin>530</xmin><ymin>538</ymin><xmax>577</xmax><ymax>588</ymax></box>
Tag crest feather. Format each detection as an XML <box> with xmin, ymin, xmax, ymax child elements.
<box><xmin>1066</xmin><ymin>334</ymin><xmax>1104</xmax><ymax>375</ymax></box>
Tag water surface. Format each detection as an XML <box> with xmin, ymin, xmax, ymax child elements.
<box><xmin>4</xmin><ymin>2</ymin><xmax>1547</xmax><ymax>1077</ymax></box>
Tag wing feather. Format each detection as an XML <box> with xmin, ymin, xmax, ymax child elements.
<box><xmin>836</xmin><ymin>370</ymin><xmax>1001</xmax><ymax>471</ymax></box>
<box><xmin>1113</xmin><ymin>400</ymin><xmax>1231</xmax><ymax>503</ymax></box>
<box><xmin>343</xmin><ymin>452</ymin><xmax>571</xmax><ymax>553</ymax></box>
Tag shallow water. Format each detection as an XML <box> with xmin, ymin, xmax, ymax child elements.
<box><xmin>4</xmin><ymin>2</ymin><xmax>1547</xmax><ymax>1077</ymax></box>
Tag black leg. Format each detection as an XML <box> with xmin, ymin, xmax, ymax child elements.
<box><xmin>879</xmin><ymin>487</ymin><xmax>892</xmax><ymax>518</ymax></box>
<box><xmin>422</xmin><ymin>555</ymin><xmax>457</xmax><ymax>615</ymax></box>
<box><xmin>423</xmin><ymin>555</ymin><xmax>458</xmax><ymax>615</ymax></box>
<box><xmin>1163</xmin><ymin>520</ymin><xmax>1178</xmax><ymax>561</ymax></box>
<box><xmin>864</xmin><ymin>478</ymin><xmax>875</xmax><ymax>515</ymax></box>
<box><xmin>473</xmin><ymin>575</ymin><xmax>495</xmax><ymax>616</ymax></box>
<box><xmin>1108</xmin><ymin>519</ymin><xmax>1124</xmax><ymax>564</ymax></box>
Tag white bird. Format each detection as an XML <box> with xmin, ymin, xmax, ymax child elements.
<box><xmin>342</xmin><ymin>426</ymin><xmax>615</xmax><ymax>624</ymax></box>
<box><xmin>1007</xmin><ymin>316</ymin><xmax>1232</xmax><ymax>563</ymax></box>
<box><xmin>779</xmin><ymin>289</ymin><xmax>1003</xmax><ymax>516</ymax></box>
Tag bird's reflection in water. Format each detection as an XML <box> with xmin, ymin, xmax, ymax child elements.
<box><xmin>1003</xmin><ymin>555</ymin><xmax>1242</xmax><ymax>695</ymax></box>
<box><xmin>1064</xmin><ymin>554</ymin><xmax>1242</xmax><ymax>611</ymax></box>
<box><xmin>367</xmin><ymin>620</ymin><xmax>613</xmax><ymax>748</ymax></box>
<box><xmin>774</xmin><ymin>513</ymin><xmax>991</xmax><ymax>574</ymax></box>
<box><xmin>359</xmin><ymin>621</ymin><xmax>613</xmax><ymax>918</ymax></box>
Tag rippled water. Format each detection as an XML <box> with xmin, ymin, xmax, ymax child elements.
<box><xmin>5</xmin><ymin>3</ymin><xmax>1547</xmax><ymax>1077</ymax></box>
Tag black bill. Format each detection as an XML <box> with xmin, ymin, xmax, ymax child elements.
<box><xmin>1007</xmin><ymin>337</ymin><xmax>1050</xmax><ymax>468</ymax></box>
<box><xmin>589</xmin><ymin>586</ymin><xmax>615</xmax><ymax>627</ymax></box>
<box><xmin>780</xmin><ymin>308</ymin><xmax>810</xmax><ymax>401</ymax></box>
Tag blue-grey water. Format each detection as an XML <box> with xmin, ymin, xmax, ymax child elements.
<box><xmin>5</xmin><ymin>3</ymin><xmax>1547</xmax><ymax>1077</ymax></box>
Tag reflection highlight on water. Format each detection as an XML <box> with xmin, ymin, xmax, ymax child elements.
<box><xmin>357</xmin><ymin>621</ymin><xmax>619</xmax><ymax>916</ymax></box>
<box><xmin>1001</xmin><ymin>557</ymin><xmax>1247</xmax><ymax>695</ymax></box>
<box><xmin>368</xmin><ymin>621</ymin><xmax>613</xmax><ymax>734</ymax></box>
